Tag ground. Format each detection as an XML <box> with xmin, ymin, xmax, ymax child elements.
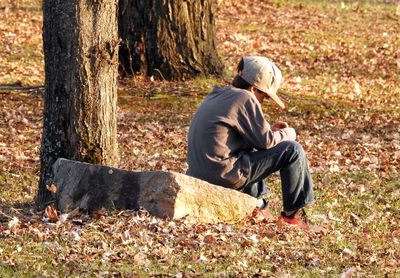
<box><xmin>0</xmin><ymin>0</ymin><xmax>399</xmax><ymax>276</ymax></box>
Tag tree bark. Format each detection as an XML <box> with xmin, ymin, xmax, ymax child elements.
<box><xmin>38</xmin><ymin>0</ymin><xmax>119</xmax><ymax>210</ymax></box>
<box><xmin>118</xmin><ymin>0</ymin><xmax>223</xmax><ymax>80</ymax></box>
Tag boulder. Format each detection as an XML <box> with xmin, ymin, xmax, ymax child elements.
<box><xmin>53</xmin><ymin>158</ymin><xmax>258</xmax><ymax>223</ymax></box>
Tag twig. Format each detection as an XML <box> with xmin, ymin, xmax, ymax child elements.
<box><xmin>0</xmin><ymin>85</ymin><xmax>44</xmax><ymax>93</ymax></box>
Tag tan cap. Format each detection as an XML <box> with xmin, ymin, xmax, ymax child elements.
<box><xmin>240</xmin><ymin>56</ymin><xmax>285</xmax><ymax>109</ymax></box>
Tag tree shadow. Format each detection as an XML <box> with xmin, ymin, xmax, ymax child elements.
<box><xmin>0</xmin><ymin>201</ymin><xmax>37</xmax><ymax>223</ymax></box>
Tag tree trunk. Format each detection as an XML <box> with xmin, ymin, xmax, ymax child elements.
<box><xmin>118</xmin><ymin>0</ymin><xmax>223</xmax><ymax>80</ymax></box>
<box><xmin>38</xmin><ymin>0</ymin><xmax>119</xmax><ymax>210</ymax></box>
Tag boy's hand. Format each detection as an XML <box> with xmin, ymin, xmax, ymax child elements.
<box><xmin>272</xmin><ymin>121</ymin><xmax>289</xmax><ymax>131</ymax></box>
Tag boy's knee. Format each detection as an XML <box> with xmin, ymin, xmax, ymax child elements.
<box><xmin>284</xmin><ymin>140</ymin><xmax>305</xmax><ymax>158</ymax></box>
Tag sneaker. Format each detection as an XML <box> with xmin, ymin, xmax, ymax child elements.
<box><xmin>279</xmin><ymin>209</ymin><xmax>324</xmax><ymax>232</ymax></box>
<box><xmin>252</xmin><ymin>207</ymin><xmax>274</xmax><ymax>221</ymax></box>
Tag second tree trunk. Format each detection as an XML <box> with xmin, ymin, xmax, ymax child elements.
<box><xmin>118</xmin><ymin>0</ymin><xmax>223</xmax><ymax>80</ymax></box>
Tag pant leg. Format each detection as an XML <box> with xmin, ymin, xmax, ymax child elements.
<box><xmin>243</xmin><ymin>141</ymin><xmax>314</xmax><ymax>211</ymax></box>
<box><xmin>242</xmin><ymin>179</ymin><xmax>270</xmax><ymax>199</ymax></box>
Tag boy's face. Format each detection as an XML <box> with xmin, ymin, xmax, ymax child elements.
<box><xmin>252</xmin><ymin>87</ymin><xmax>269</xmax><ymax>104</ymax></box>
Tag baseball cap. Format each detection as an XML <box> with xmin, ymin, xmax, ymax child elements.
<box><xmin>240</xmin><ymin>56</ymin><xmax>285</xmax><ymax>109</ymax></box>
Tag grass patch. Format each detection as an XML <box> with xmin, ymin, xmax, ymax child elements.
<box><xmin>0</xmin><ymin>166</ymin><xmax>37</xmax><ymax>206</ymax></box>
<box><xmin>0</xmin><ymin>0</ymin><xmax>399</xmax><ymax>276</ymax></box>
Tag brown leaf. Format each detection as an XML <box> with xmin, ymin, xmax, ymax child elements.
<box><xmin>92</xmin><ymin>209</ymin><xmax>107</xmax><ymax>219</ymax></box>
<box><xmin>44</xmin><ymin>204</ymin><xmax>59</xmax><ymax>222</ymax></box>
<box><xmin>204</xmin><ymin>234</ymin><xmax>217</xmax><ymax>245</ymax></box>
<box><xmin>46</xmin><ymin>183</ymin><xmax>57</xmax><ymax>193</ymax></box>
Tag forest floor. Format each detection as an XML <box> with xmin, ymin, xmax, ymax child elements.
<box><xmin>0</xmin><ymin>0</ymin><xmax>399</xmax><ymax>277</ymax></box>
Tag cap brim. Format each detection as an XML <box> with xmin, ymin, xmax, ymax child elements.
<box><xmin>266</xmin><ymin>92</ymin><xmax>285</xmax><ymax>109</ymax></box>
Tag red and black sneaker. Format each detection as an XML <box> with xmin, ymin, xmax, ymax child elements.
<box><xmin>279</xmin><ymin>209</ymin><xmax>324</xmax><ymax>232</ymax></box>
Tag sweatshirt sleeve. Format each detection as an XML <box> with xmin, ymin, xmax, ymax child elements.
<box><xmin>236</xmin><ymin>97</ymin><xmax>296</xmax><ymax>149</ymax></box>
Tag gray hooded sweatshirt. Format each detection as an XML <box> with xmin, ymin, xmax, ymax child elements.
<box><xmin>187</xmin><ymin>86</ymin><xmax>296</xmax><ymax>189</ymax></box>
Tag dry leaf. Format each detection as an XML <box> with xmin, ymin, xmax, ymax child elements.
<box><xmin>46</xmin><ymin>183</ymin><xmax>57</xmax><ymax>193</ymax></box>
<box><xmin>44</xmin><ymin>204</ymin><xmax>59</xmax><ymax>222</ymax></box>
<box><xmin>8</xmin><ymin>216</ymin><xmax>20</xmax><ymax>233</ymax></box>
<box><xmin>92</xmin><ymin>209</ymin><xmax>107</xmax><ymax>219</ymax></box>
<box><xmin>133</xmin><ymin>252</ymin><xmax>149</xmax><ymax>265</ymax></box>
<box><xmin>121</xmin><ymin>230</ymin><xmax>132</xmax><ymax>245</ymax></box>
<box><xmin>353</xmin><ymin>80</ymin><xmax>362</xmax><ymax>95</ymax></box>
<box><xmin>204</xmin><ymin>234</ymin><xmax>217</xmax><ymax>245</ymax></box>
<box><xmin>341</xmin><ymin>266</ymin><xmax>356</xmax><ymax>277</ymax></box>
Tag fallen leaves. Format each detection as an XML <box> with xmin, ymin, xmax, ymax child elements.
<box><xmin>0</xmin><ymin>3</ymin><xmax>44</xmax><ymax>86</ymax></box>
<box><xmin>0</xmin><ymin>0</ymin><xmax>399</xmax><ymax>276</ymax></box>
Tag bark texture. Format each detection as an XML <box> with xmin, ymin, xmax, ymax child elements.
<box><xmin>39</xmin><ymin>0</ymin><xmax>119</xmax><ymax>210</ymax></box>
<box><xmin>118</xmin><ymin>0</ymin><xmax>223</xmax><ymax>80</ymax></box>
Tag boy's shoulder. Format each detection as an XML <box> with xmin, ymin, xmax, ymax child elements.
<box><xmin>211</xmin><ymin>86</ymin><xmax>254</xmax><ymax>100</ymax></box>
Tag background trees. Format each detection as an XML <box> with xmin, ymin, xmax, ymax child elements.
<box><xmin>38</xmin><ymin>0</ymin><xmax>119</xmax><ymax>209</ymax></box>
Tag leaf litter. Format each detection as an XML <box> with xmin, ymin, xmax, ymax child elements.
<box><xmin>0</xmin><ymin>0</ymin><xmax>399</xmax><ymax>276</ymax></box>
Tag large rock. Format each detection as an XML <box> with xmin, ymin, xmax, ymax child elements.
<box><xmin>53</xmin><ymin>158</ymin><xmax>257</xmax><ymax>223</ymax></box>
